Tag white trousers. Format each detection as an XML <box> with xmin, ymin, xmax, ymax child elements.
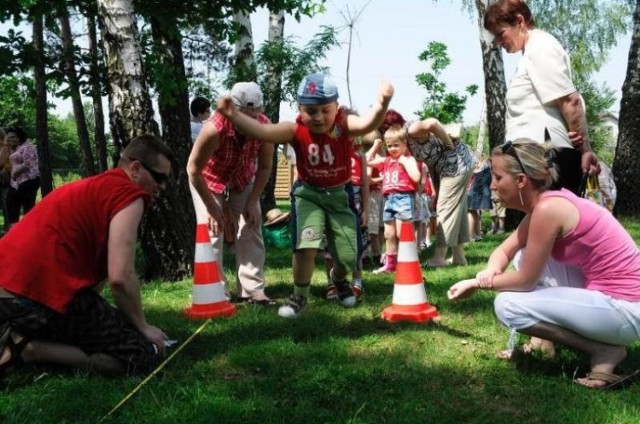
<box><xmin>494</xmin><ymin>287</ymin><xmax>640</xmax><ymax>346</ymax></box>
<box><xmin>496</xmin><ymin>250</ymin><xmax>640</xmax><ymax>346</ymax></box>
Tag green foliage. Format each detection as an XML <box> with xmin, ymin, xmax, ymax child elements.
<box><xmin>254</xmin><ymin>25</ymin><xmax>340</xmax><ymax>105</ymax></box>
<box><xmin>533</xmin><ymin>0</ymin><xmax>632</xmax><ymax>78</ymax></box>
<box><xmin>575</xmin><ymin>78</ymin><xmax>618</xmax><ymax>165</ymax></box>
<box><xmin>0</xmin><ymin>75</ymin><xmax>107</xmax><ymax>172</ymax></box>
<box><xmin>0</xmin><ymin>74</ymin><xmax>36</xmax><ymax>130</ymax></box>
<box><xmin>164</xmin><ymin>0</ymin><xmax>328</xmax><ymax>102</ymax></box>
<box><xmin>415</xmin><ymin>41</ymin><xmax>478</xmax><ymax>124</ymax></box>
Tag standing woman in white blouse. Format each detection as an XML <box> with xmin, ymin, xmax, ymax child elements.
<box><xmin>484</xmin><ymin>0</ymin><xmax>599</xmax><ymax>192</ymax></box>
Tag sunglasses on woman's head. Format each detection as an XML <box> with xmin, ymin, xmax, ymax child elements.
<box><xmin>498</xmin><ymin>141</ymin><xmax>527</xmax><ymax>175</ymax></box>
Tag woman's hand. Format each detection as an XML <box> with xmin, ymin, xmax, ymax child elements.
<box><xmin>475</xmin><ymin>267</ymin><xmax>501</xmax><ymax>289</ymax></box>
<box><xmin>447</xmin><ymin>279</ymin><xmax>478</xmax><ymax>301</ymax></box>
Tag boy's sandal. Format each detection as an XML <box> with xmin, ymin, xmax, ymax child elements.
<box><xmin>0</xmin><ymin>333</ymin><xmax>30</xmax><ymax>378</ymax></box>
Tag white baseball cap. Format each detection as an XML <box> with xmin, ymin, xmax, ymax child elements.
<box><xmin>230</xmin><ymin>82</ymin><xmax>263</xmax><ymax>109</ymax></box>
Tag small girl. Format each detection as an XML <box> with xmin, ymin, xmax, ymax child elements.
<box><xmin>368</xmin><ymin>124</ymin><xmax>421</xmax><ymax>273</ymax></box>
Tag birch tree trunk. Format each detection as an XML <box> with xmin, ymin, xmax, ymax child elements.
<box><xmin>261</xmin><ymin>10</ymin><xmax>286</xmax><ymax>213</ymax></box>
<box><xmin>97</xmin><ymin>0</ymin><xmax>192</xmax><ymax>281</ymax></box>
<box><xmin>231</xmin><ymin>11</ymin><xmax>257</xmax><ymax>82</ymax></box>
<box><xmin>31</xmin><ymin>5</ymin><xmax>53</xmax><ymax>196</ymax></box>
<box><xmin>475</xmin><ymin>0</ymin><xmax>521</xmax><ymax>228</ymax></box>
<box><xmin>475</xmin><ymin>0</ymin><xmax>506</xmax><ymax>150</ymax></box>
<box><xmin>612</xmin><ymin>0</ymin><xmax>640</xmax><ymax>216</ymax></box>
<box><xmin>60</xmin><ymin>8</ymin><xmax>96</xmax><ymax>176</ymax></box>
<box><xmin>87</xmin><ymin>13</ymin><xmax>109</xmax><ymax>172</ymax></box>
<box><xmin>97</xmin><ymin>0</ymin><xmax>159</xmax><ymax>148</ymax></box>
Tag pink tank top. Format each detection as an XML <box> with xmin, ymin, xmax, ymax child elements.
<box><xmin>543</xmin><ymin>189</ymin><xmax>640</xmax><ymax>301</ymax></box>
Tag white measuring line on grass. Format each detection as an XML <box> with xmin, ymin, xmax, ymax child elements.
<box><xmin>98</xmin><ymin>318</ymin><xmax>212</xmax><ymax>423</ymax></box>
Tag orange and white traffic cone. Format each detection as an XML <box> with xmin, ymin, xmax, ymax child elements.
<box><xmin>184</xmin><ymin>223</ymin><xmax>236</xmax><ymax>319</ymax></box>
<box><xmin>381</xmin><ymin>221</ymin><xmax>438</xmax><ymax>323</ymax></box>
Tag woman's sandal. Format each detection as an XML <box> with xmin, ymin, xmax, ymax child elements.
<box><xmin>574</xmin><ymin>370</ymin><xmax>640</xmax><ymax>390</ymax></box>
<box><xmin>0</xmin><ymin>334</ymin><xmax>30</xmax><ymax>378</ymax></box>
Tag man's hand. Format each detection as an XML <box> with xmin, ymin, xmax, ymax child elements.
<box><xmin>141</xmin><ymin>324</ymin><xmax>168</xmax><ymax>357</ymax></box>
<box><xmin>581</xmin><ymin>150</ymin><xmax>600</xmax><ymax>176</ymax></box>
<box><xmin>216</xmin><ymin>96</ymin><xmax>236</xmax><ymax>119</ymax></box>
<box><xmin>207</xmin><ymin>203</ymin><xmax>225</xmax><ymax>236</ymax></box>
<box><xmin>243</xmin><ymin>201</ymin><xmax>261</xmax><ymax>230</ymax></box>
<box><xmin>567</xmin><ymin>131</ymin><xmax>584</xmax><ymax>150</ymax></box>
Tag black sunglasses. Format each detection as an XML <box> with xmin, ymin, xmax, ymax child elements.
<box><xmin>498</xmin><ymin>141</ymin><xmax>527</xmax><ymax>175</ymax></box>
<box><xmin>129</xmin><ymin>157</ymin><xmax>169</xmax><ymax>184</ymax></box>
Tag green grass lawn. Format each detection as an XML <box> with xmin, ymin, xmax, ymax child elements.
<box><xmin>2</xmin><ymin>218</ymin><xmax>640</xmax><ymax>423</ymax></box>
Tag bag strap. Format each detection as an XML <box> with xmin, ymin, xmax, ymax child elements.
<box><xmin>578</xmin><ymin>174</ymin><xmax>588</xmax><ymax>198</ymax></box>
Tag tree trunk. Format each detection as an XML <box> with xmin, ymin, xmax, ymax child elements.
<box><xmin>97</xmin><ymin>0</ymin><xmax>159</xmax><ymax>149</ymax></box>
<box><xmin>261</xmin><ymin>10</ymin><xmax>286</xmax><ymax>213</ymax></box>
<box><xmin>98</xmin><ymin>0</ymin><xmax>193</xmax><ymax>281</ymax></box>
<box><xmin>31</xmin><ymin>6</ymin><xmax>53</xmax><ymax>196</ymax></box>
<box><xmin>231</xmin><ymin>11</ymin><xmax>257</xmax><ymax>83</ymax></box>
<box><xmin>60</xmin><ymin>9</ymin><xmax>96</xmax><ymax>177</ymax></box>
<box><xmin>475</xmin><ymin>0</ymin><xmax>506</xmax><ymax>150</ymax></box>
<box><xmin>612</xmin><ymin>0</ymin><xmax>640</xmax><ymax>216</ymax></box>
<box><xmin>146</xmin><ymin>15</ymin><xmax>196</xmax><ymax>280</ymax></box>
<box><xmin>476</xmin><ymin>0</ymin><xmax>521</xmax><ymax>229</ymax></box>
<box><xmin>87</xmin><ymin>14</ymin><xmax>109</xmax><ymax>172</ymax></box>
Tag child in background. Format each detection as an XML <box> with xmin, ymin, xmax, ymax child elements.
<box><xmin>424</xmin><ymin>169</ymin><xmax>437</xmax><ymax>248</ymax></box>
<box><xmin>217</xmin><ymin>73</ymin><xmax>393</xmax><ymax>318</ymax></box>
<box><xmin>467</xmin><ymin>155</ymin><xmax>492</xmax><ymax>241</ymax></box>
<box><xmin>490</xmin><ymin>188</ymin><xmax>506</xmax><ymax>234</ymax></box>
<box><xmin>415</xmin><ymin>161</ymin><xmax>432</xmax><ymax>250</ymax></box>
<box><xmin>368</xmin><ymin>124</ymin><xmax>421</xmax><ymax>274</ymax></box>
<box><xmin>325</xmin><ymin>137</ymin><xmax>369</xmax><ymax>300</ymax></box>
<box><xmin>362</xmin><ymin>129</ymin><xmax>385</xmax><ymax>268</ymax></box>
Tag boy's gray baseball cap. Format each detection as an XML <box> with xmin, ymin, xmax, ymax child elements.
<box><xmin>297</xmin><ymin>73</ymin><xmax>339</xmax><ymax>105</ymax></box>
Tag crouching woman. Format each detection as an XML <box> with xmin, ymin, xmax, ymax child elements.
<box><xmin>447</xmin><ymin>140</ymin><xmax>640</xmax><ymax>389</ymax></box>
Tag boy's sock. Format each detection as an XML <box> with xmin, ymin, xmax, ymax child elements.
<box><xmin>352</xmin><ymin>278</ymin><xmax>363</xmax><ymax>300</ymax></box>
<box><xmin>293</xmin><ymin>283</ymin><xmax>310</xmax><ymax>299</ymax></box>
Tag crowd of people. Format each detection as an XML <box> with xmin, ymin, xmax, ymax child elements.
<box><xmin>1</xmin><ymin>0</ymin><xmax>638</xmax><ymax>392</ymax></box>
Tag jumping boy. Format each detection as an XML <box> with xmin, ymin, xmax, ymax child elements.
<box><xmin>216</xmin><ymin>73</ymin><xmax>393</xmax><ymax>318</ymax></box>
<box><xmin>368</xmin><ymin>124</ymin><xmax>421</xmax><ymax>274</ymax></box>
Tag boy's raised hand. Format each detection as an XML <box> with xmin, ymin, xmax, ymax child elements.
<box><xmin>216</xmin><ymin>96</ymin><xmax>236</xmax><ymax>118</ymax></box>
<box><xmin>379</xmin><ymin>80</ymin><xmax>394</xmax><ymax>105</ymax></box>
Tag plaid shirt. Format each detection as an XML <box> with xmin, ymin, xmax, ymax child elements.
<box><xmin>202</xmin><ymin>112</ymin><xmax>270</xmax><ymax>194</ymax></box>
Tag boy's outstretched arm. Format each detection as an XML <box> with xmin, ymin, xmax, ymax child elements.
<box><xmin>346</xmin><ymin>81</ymin><xmax>394</xmax><ymax>136</ymax></box>
<box><xmin>217</xmin><ymin>96</ymin><xmax>296</xmax><ymax>144</ymax></box>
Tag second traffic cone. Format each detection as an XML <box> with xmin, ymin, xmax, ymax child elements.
<box><xmin>184</xmin><ymin>224</ymin><xmax>237</xmax><ymax>319</ymax></box>
<box><xmin>381</xmin><ymin>221</ymin><xmax>438</xmax><ymax>323</ymax></box>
